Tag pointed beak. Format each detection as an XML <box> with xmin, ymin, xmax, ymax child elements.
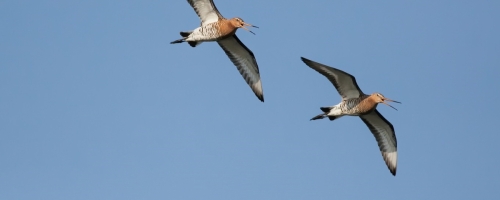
<box><xmin>385</xmin><ymin>98</ymin><xmax>401</xmax><ymax>104</ymax></box>
<box><xmin>242</xmin><ymin>22</ymin><xmax>257</xmax><ymax>35</ymax></box>
<box><xmin>382</xmin><ymin>102</ymin><xmax>398</xmax><ymax>111</ymax></box>
<box><xmin>382</xmin><ymin>98</ymin><xmax>401</xmax><ymax>111</ymax></box>
<box><xmin>244</xmin><ymin>22</ymin><xmax>259</xmax><ymax>28</ymax></box>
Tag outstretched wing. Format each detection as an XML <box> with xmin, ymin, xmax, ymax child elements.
<box><xmin>187</xmin><ymin>0</ymin><xmax>223</xmax><ymax>25</ymax></box>
<box><xmin>217</xmin><ymin>35</ymin><xmax>264</xmax><ymax>102</ymax></box>
<box><xmin>359</xmin><ymin>109</ymin><xmax>398</xmax><ymax>176</ymax></box>
<box><xmin>301</xmin><ymin>57</ymin><xmax>363</xmax><ymax>100</ymax></box>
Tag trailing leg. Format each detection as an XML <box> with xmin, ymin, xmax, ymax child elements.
<box><xmin>310</xmin><ymin>106</ymin><xmax>340</xmax><ymax>121</ymax></box>
<box><xmin>310</xmin><ymin>113</ymin><xmax>326</xmax><ymax>121</ymax></box>
<box><xmin>170</xmin><ymin>38</ymin><xmax>185</xmax><ymax>44</ymax></box>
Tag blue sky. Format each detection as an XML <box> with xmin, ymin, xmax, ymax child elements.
<box><xmin>1</xmin><ymin>0</ymin><xmax>499</xmax><ymax>199</ymax></box>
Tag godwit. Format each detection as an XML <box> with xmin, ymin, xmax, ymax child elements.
<box><xmin>301</xmin><ymin>57</ymin><xmax>401</xmax><ymax>176</ymax></box>
<box><xmin>171</xmin><ymin>0</ymin><xmax>263</xmax><ymax>102</ymax></box>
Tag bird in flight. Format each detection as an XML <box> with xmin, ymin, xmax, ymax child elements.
<box><xmin>301</xmin><ymin>57</ymin><xmax>401</xmax><ymax>176</ymax></box>
<box><xmin>171</xmin><ymin>0</ymin><xmax>264</xmax><ymax>102</ymax></box>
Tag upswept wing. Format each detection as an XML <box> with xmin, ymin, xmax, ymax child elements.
<box><xmin>301</xmin><ymin>57</ymin><xmax>363</xmax><ymax>100</ymax></box>
<box><xmin>187</xmin><ymin>0</ymin><xmax>223</xmax><ymax>25</ymax></box>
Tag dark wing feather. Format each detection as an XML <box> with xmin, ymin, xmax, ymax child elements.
<box><xmin>301</xmin><ymin>57</ymin><xmax>363</xmax><ymax>100</ymax></box>
<box><xmin>187</xmin><ymin>0</ymin><xmax>223</xmax><ymax>25</ymax></box>
<box><xmin>217</xmin><ymin>35</ymin><xmax>264</xmax><ymax>102</ymax></box>
<box><xmin>359</xmin><ymin>110</ymin><xmax>398</xmax><ymax>176</ymax></box>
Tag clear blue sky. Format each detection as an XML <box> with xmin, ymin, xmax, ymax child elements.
<box><xmin>1</xmin><ymin>0</ymin><xmax>499</xmax><ymax>199</ymax></box>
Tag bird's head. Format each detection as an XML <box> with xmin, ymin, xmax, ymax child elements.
<box><xmin>371</xmin><ymin>92</ymin><xmax>401</xmax><ymax>110</ymax></box>
<box><xmin>230</xmin><ymin>17</ymin><xmax>258</xmax><ymax>35</ymax></box>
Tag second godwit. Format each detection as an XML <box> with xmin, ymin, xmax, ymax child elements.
<box><xmin>171</xmin><ymin>0</ymin><xmax>263</xmax><ymax>102</ymax></box>
<box><xmin>301</xmin><ymin>57</ymin><xmax>401</xmax><ymax>176</ymax></box>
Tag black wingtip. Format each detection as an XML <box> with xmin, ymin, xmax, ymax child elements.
<box><xmin>257</xmin><ymin>95</ymin><xmax>264</xmax><ymax>102</ymax></box>
<box><xmin>300</xmin><ymin>57</ymin><xmax>316</xmax><ymax>67</ymax></box>
<box><xmin>387</xmin><ymin>164</ymin><xmax>397</xmax><ymax>176</ymax></box>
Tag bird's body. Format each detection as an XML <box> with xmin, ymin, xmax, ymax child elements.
<box><xmin>327</xmin><ymin>95</ymin><xmax>377</xmax><ymax>116</ymax></box>
<box><xmin>173</xmin><ymin>18</ymin><xmax>249</xmax><ymax>46</ymax></box>
<box><xmin>313</xmin><ymin>94</ymin><xmax>390</xmax><ymax>120</ymax></box>
<box><xmin>171</xmin><ymin>0</ymin><xmax>264</xmax><ymax>102</ymax></box>
<box><xmin>181</xmin><ymin>23</ymin><xmax>229</xmax><ymax>44</ymax></box>
<box><xmin>301</xmin><ymin>57</ymin><xmax>401</xmax><ymax>176</ymax></box>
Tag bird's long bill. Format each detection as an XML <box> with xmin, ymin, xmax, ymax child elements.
<box><xmin>242</xmin><ymin>23</ymin><xmax>257</xmax><ymax>35</ymax></box>
<box><xmin>382</xmin><ymin>98</ymin><xmax>401</xmax><ymax>111</ymax></box>
<box><xmin>386</xmin><ymin>98</ymin><xmax>401</xmax><ymax>104</ymax></box>
<box><xmin>244</xmin><ymin>22</ymin><xmax>259</xmax><ymax>28</ymax></box>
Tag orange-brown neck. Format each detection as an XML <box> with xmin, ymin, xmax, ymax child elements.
<box><xmin>357</xmin><ymin>95</ymin><xmax>379</xmax><ymax>114</ymax></box>
<box><xmin>218</xmin><ymin>19</ymin><xmax>238</xmax><ymax>38</ymax></box>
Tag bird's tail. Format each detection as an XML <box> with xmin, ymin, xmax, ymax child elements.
<box><xmin>310</xmin><ymin>107</ymin><xmax>337</xmax><ymax>121</ymax></box>
<box><xmin>170</xmin><ymin>31</ymin><xmax>200</xmax><ymax>47</ymax></box>
<box><xmin>170</xmin><ymin>38</ymin><xmax>200</xmax><ymax>47</ymax></box>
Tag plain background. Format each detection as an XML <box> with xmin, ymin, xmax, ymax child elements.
<box><xmin>1</xmin><ymin>0</ymin><xmax>499</xmax><ymax>199</ymax></box>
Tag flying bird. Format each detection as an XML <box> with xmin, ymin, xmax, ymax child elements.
<box><xmin>171</xmin><ymin>0</ymin><xmax>264</xmax><ymax>102</ymax></box>
<box><xmin>301</xmin><ymin>57</ymin><xmax>401</xmax><ymax>176</ymax></box>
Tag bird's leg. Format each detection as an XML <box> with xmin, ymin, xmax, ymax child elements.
<box><xmin>310</xmin><ymin>113</ymin><xmax>326</xmax><ymax>121</ymax></box>
<box><xmin>170</xmin><ymin>38</ymin><xmax>186</xmax><ymax>44</ymax></box>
